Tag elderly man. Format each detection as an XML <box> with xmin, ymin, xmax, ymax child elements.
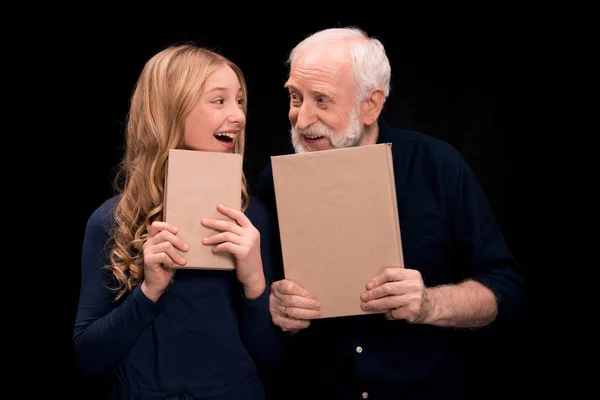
<box><xmin>257</xmin><ymin>27</ymin><xmax>525</xmax><ymax>400</ymax></box>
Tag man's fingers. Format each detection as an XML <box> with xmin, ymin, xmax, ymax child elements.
<box><xmin>361</xmin><ymin>281</ymin><xmax>406</xmax><ymax>301</ymax></box>
<box><xmin>273</xmin><ymin>292</ymin><xmax>321</xmax><ymax>311</ymax></box>
<box><xmin>272</xmin><ymin>279</ymin><xmax>313</xmax><ymax>298</ymax></box>
<box><xmin>284</xmin><ymin>306</ymin><xmax>322</xmax><ymax>320</ymax></box>
<box><xmin>280</xmin><ymin>319</ymin><xmax>311</xmax><ymax>332</ymax></box>
<box><xmin>361</xmin><ymin>295</ymin><xmax>403</xmax><ymax>311</ymax></box>
<box><xmin>385</xmin><ymin>306</ymin><xmax>419</xmax><ymax>323</ymax></box>
<box><xmin>366</xmin><ymin>267</ymin><xmax>406</xmax><ymax>289</ymax></box>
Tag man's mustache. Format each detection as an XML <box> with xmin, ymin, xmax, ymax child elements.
<box><xmin>293</xmin><ymin>124</ymin><xmax>333</xmax><ymax>139</ymax></box>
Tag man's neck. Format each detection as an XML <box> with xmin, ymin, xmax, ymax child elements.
<box><xmin>360</xmin><ymin>122</ymin><xmax>380</xmax><ymax>146</ymax></box>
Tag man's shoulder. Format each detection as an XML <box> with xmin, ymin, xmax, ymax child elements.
<box><xmin>381</xmin><ymin>120</ymin><xmax>462</xmax><ymax>167</ymax></box>
<box><xmin>258</xmin><ymin>148</ymin><xmax>294</xmax><ymax>177</ymax></box>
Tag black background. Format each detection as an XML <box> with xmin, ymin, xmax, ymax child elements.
<box><xmin>47</xmin><ymin>14</ymin><xmax>548</xmax><ymax>398</ymax></box>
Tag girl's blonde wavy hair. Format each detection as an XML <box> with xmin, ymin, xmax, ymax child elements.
<box><xmin>107</xmin><ymin>43</ymin><xmax>250</xmax><ymax>301</ymax></box>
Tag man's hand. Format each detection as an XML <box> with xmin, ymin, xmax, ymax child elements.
<box><xmin>270</xmin><ymin>279</ymin><xmax>322</xmax><ymax>334</ymax></box>
<box><xmin>360</xmin><ymin>267</ymin><xmax>431</xmax><ymax>323</ymax></box>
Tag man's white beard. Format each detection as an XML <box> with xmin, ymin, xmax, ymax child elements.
<box><xmin>290</xmin><ymin>108</ymin><xmax>366</xmax><ymax>153</ymax></box>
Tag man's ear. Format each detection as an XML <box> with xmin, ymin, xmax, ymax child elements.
<box><xmin>361</xmin><ymin>88</ymin><xmax>385</xmax><ymax>125</ymax></box>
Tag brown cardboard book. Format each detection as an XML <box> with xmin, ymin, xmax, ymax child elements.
<box><xmin>163</xmin><ymin>149</ymin><xmax>242</xmax><ymax>270</ymax></box>
<box><xmin>271</xmin><ymin>143</ymin><xmax>404</xmax><ymax>318</ymax></box>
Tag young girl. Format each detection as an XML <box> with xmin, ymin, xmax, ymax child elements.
<box><xmin>74</xmin><ymin>43</ymin><xmax>283</xmax><ymax>399</ymax></box>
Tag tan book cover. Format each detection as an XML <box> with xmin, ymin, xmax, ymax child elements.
<box><xmin>271</xmin><ymin>143</ymin><xmax>404</xmax><ymax>318</ymax></box>
<box><xmin>163</xmin><ymin>149</ymin><xmax>242</xmax><ymax>270</ymax></box>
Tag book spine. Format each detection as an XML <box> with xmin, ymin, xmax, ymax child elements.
<box><xmin>384</xmin><ymin>144</ymin><xmax>405</xmax><ymax>268</ymax></box>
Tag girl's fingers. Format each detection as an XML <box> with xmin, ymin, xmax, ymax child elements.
<box><xmin>148</xmin><ymin>221</ymin><xmax>179</xmax><ymax>238</ymax></box>
<box><xmin>201</xmin><ymin>217</ymin><xmax>244</xmax><ymax>236</ymax></box>
<box><xmin>216</xmin><ymin>204</ymin><xmax>251</xmax><ymax>228</ymax></box>
<box><xmin>202</xmin><ymin>231</ymin><xmax>243</xmax><ymax>246</ymax></box>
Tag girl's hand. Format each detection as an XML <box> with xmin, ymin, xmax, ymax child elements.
<box><xmin>202</xmin><ymin>204</ymin><xmax>265</xmax><ymax>299</ymax></box>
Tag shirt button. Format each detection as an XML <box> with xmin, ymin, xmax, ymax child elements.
<box><xmin>356</xmin><ymin>346</ymin><xmax>363</xmax><ymax>353</ymax></box>
<box><xmin>362</xmin><ymin>392</ymin><xmax>369</xmax><ymax>398</ymax></box>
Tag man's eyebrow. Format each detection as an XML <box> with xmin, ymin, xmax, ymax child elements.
<box><xmin>314</xmin><ymin>88</ymin><xmax>334</xmax><ymax>98</ymax></box>
<box><xmin>284</xmin><ymin>84</ymin><xmax>333</xmax><ymax>98</ymax></box>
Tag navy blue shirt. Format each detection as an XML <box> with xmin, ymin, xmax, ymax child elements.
<box><xmin>73</xmin><ymin>195</ymin><xmax>284</xmax><ymax>399</ymax></box>
<box><xmin>256</xmin><ymin>118</ymin><xmax>525</xmax><ymax>400</ymax></box>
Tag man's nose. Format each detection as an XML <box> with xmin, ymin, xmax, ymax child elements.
<box><xmin>294</xmin><ymin>102</ymin><xmax>317</xmax><ymax>130</ymax></box>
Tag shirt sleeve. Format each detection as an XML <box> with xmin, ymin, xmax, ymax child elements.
<box><xmin>451</xmin><ymin>155</ymin><xmax>526</xmax><ymax>323</ymax></box>
<box><xmin>73</xmin><ymin>206</ymin><xmax>165</xmax><ymax>375</ymax></box>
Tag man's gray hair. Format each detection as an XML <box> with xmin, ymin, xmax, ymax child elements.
<box><xmin>287</xmin><ymin>27</ymin><xmax>392</xmax><ymax>102</ymax></box>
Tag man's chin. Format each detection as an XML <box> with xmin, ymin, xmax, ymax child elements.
<box><xmin>293</xmin><ymin>141</ymin><xmax>333</xmax><ymax>153</ymax></box>
<box><xmin>292</xmin><ymin>143</ymin><xmax>313</xmax><ymax>153</ymax></box>
<box><xmin>292</xmin><ymin>136</ymin><xmax>327</xmax><ymax>153</ymax></box>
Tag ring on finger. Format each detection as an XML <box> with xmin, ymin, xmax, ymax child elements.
<box><xmin>283</xmin><ymin>306</ymin><xmax>290</xmax><ymax>318</ymax></box>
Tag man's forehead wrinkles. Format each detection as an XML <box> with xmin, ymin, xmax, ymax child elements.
<box><xmin>292</xmin><ymin>64</ymin><xmax>339</xmax><ymax>80</ymax></box>
<box><xmin>287</xmin><ymin>69</ymin><xmax>339</xmax><ymax>93</ymax></box>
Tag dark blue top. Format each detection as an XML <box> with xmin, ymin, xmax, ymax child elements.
<box><xmin>256</xmin><ymin>118</ymin><xmax>525</xmax><ymax>400</ymax></box>
<box><xmin>73</xmin><ymin>195</ymin><xmax>284</xmax><ymax>400</ymax></box>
